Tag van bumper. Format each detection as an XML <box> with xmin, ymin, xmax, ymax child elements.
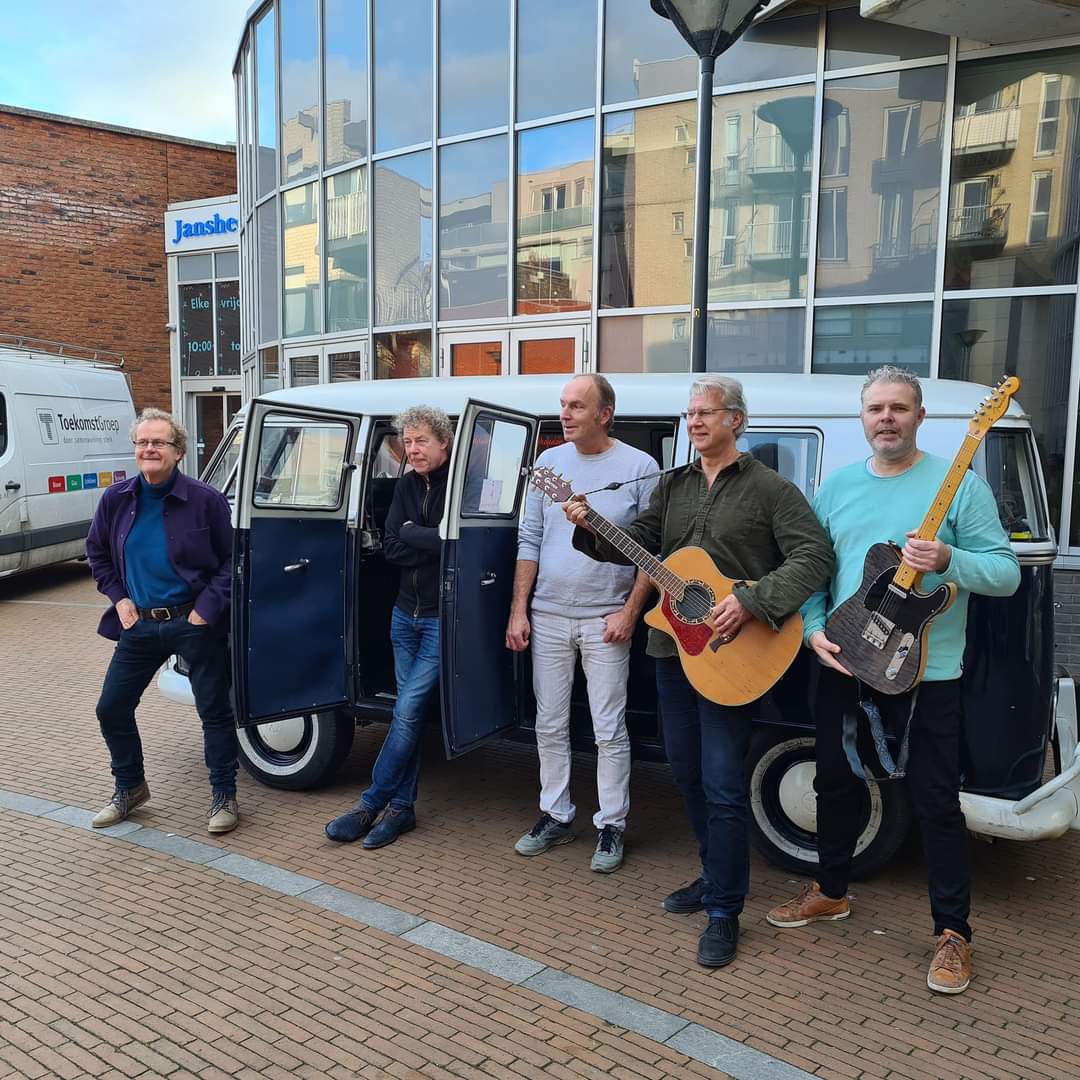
<box><xmin>961</xmin><ymin>676</ymin><xmax>1080</xmax><ymax>840</ymax></box>
<box><xmin>157</xmin><ymin>658</ymin><xmax>195</xmax><ymax>707</ymax></box>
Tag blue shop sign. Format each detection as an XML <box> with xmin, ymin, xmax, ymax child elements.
<box><xmin>171</xmin><ymin>212</ymin><xmax>239</xmax><ymax>246</ymax></box>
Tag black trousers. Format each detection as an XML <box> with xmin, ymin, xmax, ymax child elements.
<box><xmin>813</xmin><ymin>667</ymin><xmax>972</xmax><ymax>941</ymax></box>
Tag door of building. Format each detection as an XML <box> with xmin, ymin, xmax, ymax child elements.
<box><xmin>439</xmin><ymin>325</ymin><xmax>587</xmax><ymax>377</ymax></box>
<box><xmin>189</xmin><ymin>392</ymin><xmax>243</xmax><ymax>477</ymax></box>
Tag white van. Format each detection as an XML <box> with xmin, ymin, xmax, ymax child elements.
<box><xmin>0</xmin><ymin>340</ymin><xmax>137</xmax><ymax>577</ymax></box>
<box><xmin>158</xmin><ymin>372</ymin><xmax>1079</xmax><ymax>878</ymax></box>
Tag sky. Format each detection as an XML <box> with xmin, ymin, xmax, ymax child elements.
<box><xmin>0</xmin><ymin>1</ymin><xmax>250</xmax><ymax>144</ymax></box>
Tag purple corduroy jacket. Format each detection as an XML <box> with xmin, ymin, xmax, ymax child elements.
<box><xmin>86</xmin><ymin>469</ymin><xmax>233</xmax><ymax>640</ymax></box>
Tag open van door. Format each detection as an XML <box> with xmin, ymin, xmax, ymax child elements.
<box><xmin>232</xmin><ymin>401</ymin><xmax>361</xmax><ymax>725</ymax></box>
<box><xmin>441</xmin><ymin>399</ymin><xmax>538</xmax><ymax>756</ymax></box>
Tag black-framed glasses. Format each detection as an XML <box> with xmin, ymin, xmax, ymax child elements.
<box><xmin>132</xmin><ymin>439</ymin><xmax>177</xmax><ymax>450</ymax></box>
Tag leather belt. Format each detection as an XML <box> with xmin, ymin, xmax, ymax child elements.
<box><xmin>138</xmin><ymin>602</ymin><xmax>195</xmax><ymax>622</ymax></box>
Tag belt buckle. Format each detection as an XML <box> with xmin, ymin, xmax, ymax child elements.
<box><xmin>150</xmin><ymin>607</ymin><xmax>172</xmax><ymax>621</ymax></box>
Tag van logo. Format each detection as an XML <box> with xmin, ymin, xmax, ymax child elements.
<box><xmin>37</xmin><ymin>409</ymin><xmax>58</xmax><ymax>444</ymax></box>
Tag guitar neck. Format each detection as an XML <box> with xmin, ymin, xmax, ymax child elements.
<box><xmin>893</xmin><ymin>434</ymin><xmax>983</xmax><ymax>591</ymax></box>
<box><xmin>582</xmin><ymin>506</ymin><xmax>684</xmax><ymax>597</ymax></box>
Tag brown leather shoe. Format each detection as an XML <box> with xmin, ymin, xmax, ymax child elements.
<box><xmin>766</xmin><ymin>881</ymin><xmax>850</xmax><ymax>928</ymax></box>
<box><xmin>927</xmin><ymin>929</ymin><xmax>971</xmax><ymax>994</ymax></box>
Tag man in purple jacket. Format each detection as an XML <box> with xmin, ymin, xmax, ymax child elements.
<box><xmin>86</xmin><ymin>408</ymin><xmax>239</xmax><ymax>834</ymax></box>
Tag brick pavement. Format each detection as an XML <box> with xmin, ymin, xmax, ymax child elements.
<box><xmin>3</xmin><ymin>562</ymin><xmax>1080</xmax><ymax>1079</ymax></box>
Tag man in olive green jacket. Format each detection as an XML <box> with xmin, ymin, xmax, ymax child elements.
<box><xmin>568</xmin><ymin>374</ymin><xmax>832</xmax><ymax>969</ymax></box>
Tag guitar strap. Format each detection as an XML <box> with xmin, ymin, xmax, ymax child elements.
<box><xmin>841</xmin><ymin>684</ymin><xmax>918</xmax><ymax>781</ymax></box>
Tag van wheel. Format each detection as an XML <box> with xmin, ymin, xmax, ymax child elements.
<box><xmin>237</xmin><ymin>710</ymin><xmax>354</xmax><ymax>790</ymax></box>
<box><xmin>747</xmin><ymin>728</ymin><xmax>911</xmax><ymax>879</ymax></box>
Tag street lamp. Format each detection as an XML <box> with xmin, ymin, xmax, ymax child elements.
<box><xmin>651</xmin><ymin>0</ymin><xmax>771</xmax><ymax>371</ymax></box>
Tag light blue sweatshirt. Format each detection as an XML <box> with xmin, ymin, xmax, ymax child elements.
<box><xmin>801</xmin><ymin>453</ymin><xmax>1020</xmax><ymax>681</ymax></box>
<box><xmin>519</xmin><ymin>440</ymin><xmax>658</xmax><ymax>618</ymax></box>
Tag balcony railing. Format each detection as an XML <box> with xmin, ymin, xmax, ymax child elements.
<box><xmin>745</xmin><ymin>134</ymin><xmax>811</xmax><ymax>175</ymax></box>
<box><xmin>517</xmin><ymin>204</ymin><xmax>592</xmax><ymax>238</ymax></box>
<box><xmin>952</xmin><ymin>107</ymin><xmax>1021</xmax><ymax>154</ymax></box>
<box><xmin>439</xmin><ymin>221</ymin><xmax>507</xmax><ymax>251</ymax></box>
<box><xmin>948</xmin><ymin>203</ymin><xmax>1011</xmax><ymax>242</ymax></box>
<box><xmin>872</xmin><ymin>219</ymin><xmax>938</xmax><ymax>262</ymax></box>
<box><xmin>746</xmin><ymin>219</ymin><xmax>810</xmax><ymax>260</ymax></box>
<box><xmin>326</xmin><ymin>190</ymin><xmax>367</xmax><ymax>241</ymax></box>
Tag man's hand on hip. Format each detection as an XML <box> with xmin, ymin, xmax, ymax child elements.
<box><xmin>116</xmin><ymin>598</ymin><xmax>138</xmax><ymax>630</ymax></box>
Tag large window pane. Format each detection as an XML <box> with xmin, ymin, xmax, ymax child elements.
<box><xmin>282</xmin><ymin>183</ymin><xmax>322</xmax><ymax>337</ymax></box>
<box><xmin>440</xmin><ymin>136</ymin><xmax>508</xmax><ymax>320</ymax></box>
<box><xmin>374</xmin><ymin>0</ymin><xmax>432</xmax><ymax>152</ymax></box>
<box><xmin>179</xmin><ymin>284</ymin><xmax>214</xmax><ymax>376</ymax></box>
<box><xmin>707</xmin><ymin>308</ymin><xmax>805</xmax><ymax>372</ymax></box>
<box><xmin>604</xmin><ymin>4</ymin><xmax>817</xmax><ymax>105</ymax></box>
<box><xmin>710</xmin><ymin>86</ymin><xmax>815</xmax><ymax>302</ymax></box>
<box><xmin>216</xmin><ymin>281</ymin><xmax>241</xmax><ymax>375</ymax></box>
<box><xmin>326</xmin><ymin>166</ymin><xmax>369</xmax><ymax>332</ymax></box>
<box><xmin>257</xmin><ymin>199</ymin><xmax>279</xmax><ymax>343</ymax></box>
<box><xmin>600</xmin><ymin>105</ymin><xmax>692</xmax><ymax>308</ymax></box>
<box><xmin>598</xmin><ymin>314</ymin><xmax>690</xmax><ymax>372</ymax></box>
<box><xmin>940</xmin><ymin>294</ymin><xmax>1073</xmax><ymax>538</ymax></box>
<box><xmin>375</xmin><ymin>330</ymin><xmax>433</xmax><ymax>379</ymax></box>
<box><xmin>325</xmin><ymin>0</ymin><xmax>369</xmax><ymax>168</ymax></box>
<box><xmin>374</xmin><ymin>151</ymin><xmax>433</xmax><ymax>325</ymax></box>
<box><xmin>826</xmin><ymin>6</ymin><xmax>947</xmax><ymax>71</ymax></box>
<box><xmin>280</xmin><ymin>0</ymin><xmax>320</xmax><ymax>184</ymax></box>
<box><xmin>946</xmin><ymin>49</ymin><xmax>1080</xmax><ymax>289</ymax></box>
<box><xmin>812</xmin><ymin>301</ymin><xmax>931</xmax><ymax>375</ymax></box>
<box><xmin>517</xmin><ymin>0</ymin><xmax>596</xmax><ymax>123</ymax></box>
<box><xmin>440</xmin><ymin>0</ymin><xmax>509</xmax><ymax>137</ymax></box>
<box><xmin>816</xmin><ymin>67</ymin><xmax>946</xmax><ymax>297</ymax></box>
<box><xmin>516</xmin><ymin>119</ymin><xmax>594</xmax><ymax>314</ymax></box>
<box><xmin>255</xmin><ymin>9</ymin><xmax>277</xmax><ymax>198</ymax></box>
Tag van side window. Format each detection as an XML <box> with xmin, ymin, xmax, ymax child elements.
<box><xmin>738</xmin><ymin>431</ymin><xmax>821</xmax><ymax>499</ymax></box>
<box><xmin>983</xmin><ymin>430</ymin><xmax>1051</xmax><ymax>542</ymax></box>
<box><xmin>537</xmin><ymin>419</ymin><xmax>677</xmax><ymax>469</ymax></box>
<box><xmin>462</xmin><ymin>415</ymin><xmax>529</xmax><ymax>516</ymax></box>
<box><xmin>204</xmin><ymin>425</ymin><xmax>243</xmax><ymax>493</ymax></box>
<box><xmin>253</xmin><ymin>416</ymin><xmax>350</xmax><ymax>509</ymax></box>
<box><xmin>0</xmin><ymin>394</ymin><xmax>6</xmax><ymax>456</ymax></box>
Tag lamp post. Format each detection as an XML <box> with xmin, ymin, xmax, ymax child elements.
<box><xmin>651</xmin><ymin>0</ymin><xmax>771</xmax><ymax>372</ymax></box>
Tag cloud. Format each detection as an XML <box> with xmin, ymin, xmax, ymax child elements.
<box><xmin>0</xmin><ymin>0</ymin><xmax>247</xmax><ymax>143</ymax></box>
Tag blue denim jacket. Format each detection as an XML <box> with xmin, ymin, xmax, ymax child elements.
<box><xmin>86</xmin><ymin>469</ymin><xmax>233</xmax><ymax>640</ymax></box>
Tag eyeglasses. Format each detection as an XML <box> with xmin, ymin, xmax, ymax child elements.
<box><xmin>133</xmin><ymin>439</ymin><xmax>177</xmax><ymax>450</ymax></box>
<box><xmin>685</xmin><ymin>408</ymin><xmax>736</xmax><ymax>421</ymax></box>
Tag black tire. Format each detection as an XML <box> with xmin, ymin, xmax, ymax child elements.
<box><xmin>747</xmin><ymin>727</ymin><xmax>912</xmax><ymax>880</ymax></box>
<box><xmin>237</xmin><ymin>709</ymin><xmax>355</xmax><ymax>790</ymax></box>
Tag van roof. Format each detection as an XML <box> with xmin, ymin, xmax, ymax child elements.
<box><xmin>257</xmin><ymin>372</ymin><xmax>1029</xmax><ymax>422</ymax></box>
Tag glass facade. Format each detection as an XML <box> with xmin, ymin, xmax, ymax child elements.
<box><xmin>233</xmin><ymin>2</ymin><xmax>1080</xmax><ymax>554</ymax></box>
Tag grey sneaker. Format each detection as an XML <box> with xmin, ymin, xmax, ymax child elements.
<box><xmin>207</xmin><ymin>793</ymin><xmax>239</xmax><ymax>835</ymax></box>
<box><xmin>91</xmin><ymin>782</ymin><xmax>150</xmax><ymax>828</ymax></box>
<box><xmin>590</xmin><ymin>825</ymin><xmax>625</xmax><ymax>873</ymax></box>
<box><xmin>514</xmin><ymin>813</ymin><xmax>575</xmax><ymax>856</ymax></box>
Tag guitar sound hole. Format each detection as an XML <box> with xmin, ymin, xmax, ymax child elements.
<box><xmin>673</xmin><ymin>581</ymin><xmax>715</xmax><ymax>625</ymax></box>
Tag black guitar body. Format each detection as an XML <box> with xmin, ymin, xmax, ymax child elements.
<box><xmin>825</xmin><ymin>542</ymin><xmax>957</xmax><ymax>695</ymax></box>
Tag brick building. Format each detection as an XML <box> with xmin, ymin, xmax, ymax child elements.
<box><xmin>0</xmin><ymin>104</ymin><xmax>236</xmax><ymax>410</ymax></box>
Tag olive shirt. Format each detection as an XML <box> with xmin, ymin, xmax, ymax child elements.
<box><xmin>573</xmin><ymin>453</ymin><xmax>834</xmax><ymax>659</ymax></box>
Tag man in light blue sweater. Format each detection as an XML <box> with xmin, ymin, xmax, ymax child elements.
<box><xmin>768</xmin><ymin>366</ymin><xmax>1020</xmax><ymax>995</ymax></box>
<box><xmin>507</xmin><ymin>374</ymin><xmax>657</xmax><ymax>873</ymax></box>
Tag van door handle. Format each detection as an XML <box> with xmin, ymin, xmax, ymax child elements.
<box><xmin>4</xmin><ymin>481</ymin><xmax>19</xmax><ymax>492</ymax></box>
<box><xmin>480</xmin><ymin>571</ymin><xmax>497</xmax><ymax>586</ymax></box>
<box><xmin>283</xmin><ymin>558</ymin><xmax>310</xmax><ymax>573</ymax></box>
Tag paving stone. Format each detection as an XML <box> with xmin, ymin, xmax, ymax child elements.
<box><xmin>204</xmin><ymin>853</ymin><xmax>322</xmax><ymax>896</ymax></box>
<box><xmin>302</xmin><ymin>883</ymin><xmax>425</xmax><ymax>935</ymax></box>
<box><xmin>403</xmin><ymin>922</ymin><xmax>545</xmax><ymax>985</ymax></box>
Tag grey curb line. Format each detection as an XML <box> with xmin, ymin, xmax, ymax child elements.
<box><xmin>0</xmin><ymin>789</ymin><xmax>813</xmax><ymax>1080</ymax></box>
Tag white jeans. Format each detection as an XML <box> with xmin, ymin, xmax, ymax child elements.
<box><xmin>530</xmin><ymin>611</ymin><xmax>632</xmax><ymax>831</ymax></box>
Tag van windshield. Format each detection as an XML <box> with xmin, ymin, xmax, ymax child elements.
<box><xmin>983</xmin><ymin>429</ymin><xmax>1051</xmax><ymax>543</ymax></box>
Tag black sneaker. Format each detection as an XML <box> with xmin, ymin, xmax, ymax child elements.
<box><xmin>663</xmin><ymin>877</ymin><xmax>706</xmax><ymax>914</ymax></box>
<box><xmin>697</xmin><ymin>916</ymin><xmax>739</xmax><ymax>968</ymax></box>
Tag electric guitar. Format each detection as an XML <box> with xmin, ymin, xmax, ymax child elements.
<box><xmin>530</xmin><ymin>466</ymin><xmax>803</xmax><ymax>706</ymax></box>
<box><xmin>824</xmin><ymin>376</ymin><xmax>1021</xmax><ymax>695</ymax></box>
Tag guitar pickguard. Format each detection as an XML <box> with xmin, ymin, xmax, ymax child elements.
<box><xmin>660</xmin><ymin>592</ymin><xmax>714</xmax><ymax>656</ymax></box>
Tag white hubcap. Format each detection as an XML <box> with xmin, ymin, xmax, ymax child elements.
<box><xmin>777</xmin><ymin>761</ymin><xmax>818</xmax><ymax>832</ymax></box>
<box><xmin>255</xmin><ymin>716</ymin><xmax>307</xmax><ymax>753</ymax></box>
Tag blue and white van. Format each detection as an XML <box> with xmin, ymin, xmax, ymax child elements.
<box><xmin>158</xmin><ymin>372</ymin><xmax>1079</xmax><ymax>877</ymax></box>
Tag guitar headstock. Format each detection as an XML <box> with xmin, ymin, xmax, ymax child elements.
<box><xmin>969</xmin><ymin>375</ymin><xmax>1020</xmax><ymax>436</ymax></box>
<box><xmin>531</xmin><ymin>465</ymin><xmax>574</xmax><ymax>503</ymax></box>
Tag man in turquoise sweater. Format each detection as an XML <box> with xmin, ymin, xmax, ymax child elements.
<box><xmin>767</xmin><ymin>366</ymin><xmax>1019</xmax><ymax>995</ymax></box>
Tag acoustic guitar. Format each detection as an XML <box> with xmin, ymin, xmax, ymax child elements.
<box><xmin>824</xmin><ymin>376</ymin><xmax>1021</xmax><ymax>696</ymax></box>
<box><xmin>530</xmin><ymin>466</ymin><xmax>803</xmax><ymax>706</ymax></box>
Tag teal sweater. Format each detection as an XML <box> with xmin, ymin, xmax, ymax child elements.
<box><xmin>801</xmin><ymin>453</ymin><xmax>1020</xmax><ymax>681</ymax></box>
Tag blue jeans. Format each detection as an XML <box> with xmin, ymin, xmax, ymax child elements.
<box><xmin>96</xmin><ymin>618</ymin><xmax>238</xmax><ymax>794</ymax></box>
<box><xmin>655</xmin><ymin>657</ymin><xmax>753</xmax><ymax>919</ymax></box>
<box><xmin>360</xmin><ymin>608</ymin><xmax>440</xmax><ymax>813</ymax></box>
